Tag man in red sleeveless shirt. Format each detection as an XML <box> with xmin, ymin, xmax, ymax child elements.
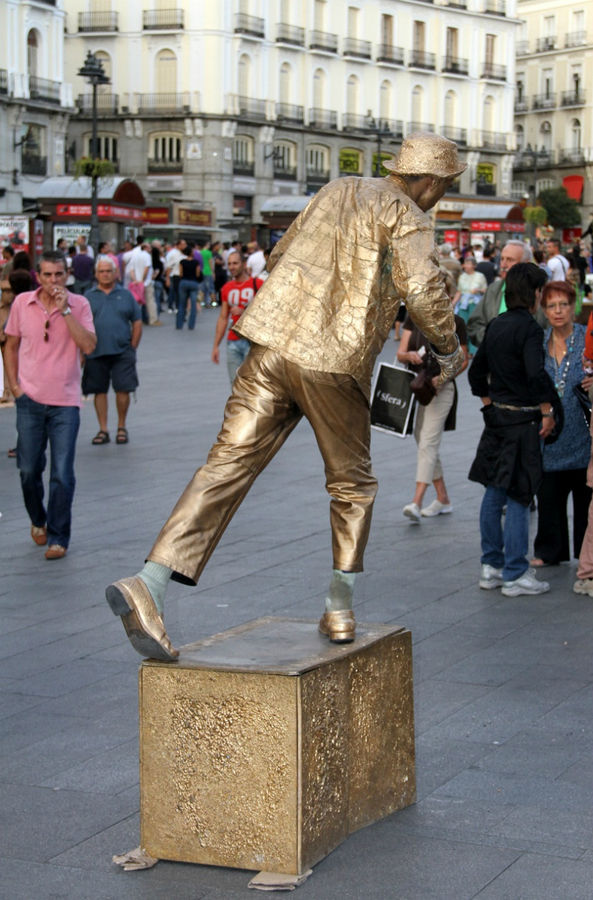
<box><xmin>211</xmin><ymin>250</ymin><xmax>263</xmax><ymax>383</ymax></box>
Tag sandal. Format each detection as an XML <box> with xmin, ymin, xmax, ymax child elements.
<box><xmin>92</xmin><ymin>430</ymin><xmax>110</xmax><ymax>445</ymax></box>
<box><xmin>116</xmin><ymin>427</ymin><xmax>129</xmax><ymax>444</ymax></box>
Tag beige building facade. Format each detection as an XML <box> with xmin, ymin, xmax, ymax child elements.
<box><xmin>513</xmin><ymin>0</ymin><xmax>592</xmax><ymax>223</ymax></box>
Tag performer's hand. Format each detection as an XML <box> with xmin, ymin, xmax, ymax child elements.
<box><xmin>434</xmin><ymin>340</ymin><xmax>465</xmax><ymax>386</ymax></box>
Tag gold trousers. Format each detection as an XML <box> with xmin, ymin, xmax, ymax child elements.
<box><xmin>148</xmin><ymin>346</ymin><xmax>378</xmax><ymax>585</ymax></box>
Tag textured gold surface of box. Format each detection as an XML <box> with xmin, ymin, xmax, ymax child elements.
<box><xmin>139</xmin><ymin>617</ymin><xmax>415</xmax><ymax>875</ymax></box>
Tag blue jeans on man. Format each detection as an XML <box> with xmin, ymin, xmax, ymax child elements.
<box><xmin>168</xmin><ymin>275</ymin><xmax>180</xmax><ymax>311</ymax></box>
<box><xmin>226</xmin><ymin>337</ymin><xmax>251</xmax><ymax>383</ymax></box>
<box><xmin>15</xmin><ymin>394</ymin><xmax>80</xmax><ymax>549</ymax></box>
<box><xmin>177</xmin><ymin>280</ymin><xmax>199</xmax><ymax>330</ymax></box>
<box><xmin>480</xmin><ymin>485</ymin><xmax>529</xmax><ymax>582</ymax></box>
<box><xmin>201</xmin><ymin>274</ymin><xmax>215</xmax><ymax>307</ymax></box>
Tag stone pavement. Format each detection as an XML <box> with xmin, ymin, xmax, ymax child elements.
<box><xmin>0</xmin><ymin>309</ymin><xmax>592</xmax><ymax>900</ymax></box>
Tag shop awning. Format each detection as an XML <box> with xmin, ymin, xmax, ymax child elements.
<box><xmin>461</xmin><ymin>203</ymin><xmax>525</xmax><ymax>233</ymax></box>
<box><xmin>260</xmin><ymin>196</ymin><xmax>311</xmax><ymax>214</ymax></box>
<box><xmin>36</xmin><ymin>177</ymin><xmax>145</xmax><ymax>206</ymax></box>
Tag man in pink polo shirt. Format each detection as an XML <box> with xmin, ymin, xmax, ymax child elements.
<box><xmin>4</xmin><ymin>251</ymin><xmax>96</xmax><ymax>559</ymax></box>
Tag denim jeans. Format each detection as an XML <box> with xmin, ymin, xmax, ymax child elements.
<box><xmin>226</xmin><ymin>337</ymin><xmax>251</xmax><ymax>383</ymax></box>
<box><xmin>15</xmin><ymin>394</ymin><xmax>80</xmax><ymax>548</ymax></box>
<box><xmin>153</xmin><ymin>279</ymin><xmax>164</xmax><ymax>314</ymax></box>
<box><xmin>177</xmin><ymin>280</ymin><xmax>199</xmax><ymax>329</ymax></box>
<box><xmin>201</xmin><ymin>274</ymin><xmax>215</xmax><ymax>306</ymax></box>
<box><xmin>168</xmin><ymin>275</ymin><xmax>180</xmax><ymax>311</ymax></box>
<box><xmin>480</xmin><ymin>485</ymin><xmax>529</xmax><ymax>581</ymax></box>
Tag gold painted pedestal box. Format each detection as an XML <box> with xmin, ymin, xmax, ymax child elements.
<box><xmin>139</xmin><ymin>616</ymin><xmax>415</xmax><ymax>876</ymax></box>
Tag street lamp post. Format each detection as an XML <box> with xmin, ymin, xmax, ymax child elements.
<box><xmin>77</xmin><ymin>51</ymin><xmax>110</xmax><ymax>253</ymax></box>
<box><xmin>366</xmin><ymin>111</ymin><xmax>392</xmax><ymax>177</ymax></box>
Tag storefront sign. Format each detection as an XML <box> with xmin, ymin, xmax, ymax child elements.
<box><xmin>0</xmin><ymin>215</ymin><xmax>29</xmax><ymax>251</ymax></box>
<box><xmin>476</xmin><ymin>163</ymin><xmax>495</xmax><ymax>186</ymax></box>
<box><xmin>53</xmin><ymin>224</ymin><xmax>91</xmax><ymax>247</ymax></box>
<box><xmin>143</xmin><ymin>207</ymin><xmax>170</xmax><ymax>224</ymax></box>
<box><xmin>55</xmin><ymin>204</ymin><xmax>143</xmax><ymax>221</ymax></box>
<box><xmin>339</xmin><ymin>149</ymin><xmax>362</xmax><ymax>175</ymax></box>
<box><xmin>444</xmin><ymin>230</ymin><xmax>459</xmax><ymax>245</ymax></box>
<box><xmin>177</xmin><ymin>207</ymin><xmax>212</xmax><ymax>227</ymax></box>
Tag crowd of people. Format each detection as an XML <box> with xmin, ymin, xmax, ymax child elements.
<box><xmin>395</xmin><ymin>231</ymin><xmax>593</xmax><ymax>599</ymax></box>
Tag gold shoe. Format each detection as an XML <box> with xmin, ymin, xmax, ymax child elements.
<box><xmin>318</xmin><ymin>609</ymin><xmax>356</xmax><ymax>643</ymax></box>
<box><xmin>105</xmin><ymin>576</ymin><xmax>179</xmax><ymax>662</ymax></box>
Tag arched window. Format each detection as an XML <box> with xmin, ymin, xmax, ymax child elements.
<box><xmin>571</xmin><ymin>118</ymin><xmax>582</xmax><ymax>150</ymax></box>
<box><xmin>515</xmin><ymin>123</ymin><xmax>525</xmax><ymax>151</ymax></box>
<box><xmin>272</xmin><ymin>140</ymin><xmax>297</xmax><ymax>179</ymax></box>
<box><xmin>540</xmin><ymin>120</ymin><xmax>552</xmax><ymax>152</ymax></box>
<box><xmin>155</xmin><ymin>49</ymin><xmax>177</xmax><ymax>95</ymax></box>
<box><xmin>233</xmin><ymin>135</ymin><xmax>255</xmax><ymax>175</ymax></box>
<box><xmin>379</xmin><ymin>80</ymin><xmax>391</xmax><ymax>120</ymax></box>
<box><xmin>238</xmin><ymin>54</ymin><xmax>250</xmax><ymax>98</ymax></box>
<box><xmin>483</xmin><ymin>95</ymin><xmax>494</xmax><ymax>133</ymax></box>
<box><xmin>306</xmin><ymin>143</ymin><xmax>329</xmax><ymax>174</ymax></box>
<box><xmin>411</xmin><ymin>85</ymin><xmax>423</xmax><ymax>128</ymax></box>
<box><xmin>346</xmin><ymin>74</ymin><xmax>358</xmax><ymax>113</ymax></box>
<box><xmin>313</xmin><ymin>68</ymin><xmax>325</xmax><ymax>109</ymax></box>
<box><xmin>444</xmin><ymin>89</ymin><xmax>456</xmax><ymax>126</ymax></box>
<box><xmin>149</xmin><ymin>131</ymin><xmax>183</xmax><ymax>171</ymax></box>
<box><xmin>84</xmin><ymin>133</ymin><xmax>118</xmax><ymax>162</ymax></box>
<box><xmin>27</xmin><ymin>30</ymin><xmax>39</xmax><ymax>78</ymax></box>
<box><xmin>279</xmin><ymin>62</ymin><xmax>291</xmax><ymax>104</ymax></box>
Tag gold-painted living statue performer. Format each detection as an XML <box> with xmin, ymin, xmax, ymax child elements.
<box><xmin>106</xmin><ymin>133</ymin><xmax>467</xmax><ymax>660</ymax></box>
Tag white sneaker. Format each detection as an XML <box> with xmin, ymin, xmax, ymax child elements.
<box><xmin>421</xmin><ymin>500</ymin><xmax>453</xmax><ymax>517</ymax></box>
<box><xmin>479</xmin><ymin>564</ymin><xmax>504</xmax><ymax>590</ymax></box>
<box><xmin>403</xmin><ymin>502</ymin><xmax>421</xmax><ymax>524</ymax></box>
<box><xmin>573</xmin><ymin>578</ymin><xmax>593</xmax><ymax>597</ymax></box>
<box><xmin>501</xmin><ymin>568</ymin><xmax>550</xmax><ymax>597</ymax></box>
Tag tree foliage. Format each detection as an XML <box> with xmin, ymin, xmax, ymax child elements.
<box><xmin>523</xmin><ymin>205</ymin><xmax>547</xmax><ymax>226</ymax></box>
<box><xmin>536</xmin><ymin>187</ymin><xmax>581</xmax><ymax>228</ymax></box>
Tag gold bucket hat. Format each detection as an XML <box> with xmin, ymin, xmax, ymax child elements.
<box><xmin>383</xmin><ymin>132</ymin><xmax>467</xmax><ymax>178</ymax></box>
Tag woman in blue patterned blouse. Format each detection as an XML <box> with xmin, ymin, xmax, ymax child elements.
<box><xmin>532</xmin><ymin>280</ymin><xmax>593</xmax><ymax>566</ymax></box>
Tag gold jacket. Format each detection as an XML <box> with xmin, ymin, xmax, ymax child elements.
<box><xmin>236</xmin><ymin>175</ymin><xmax>457</xmax><ymax>399</ymax></box>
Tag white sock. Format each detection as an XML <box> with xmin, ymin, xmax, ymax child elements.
<box><xmin>137</xmin><ymin>561</ymin><xmax>173</xmax><ymax>616</ymax></box>
<box><xmin>325</xmin><ymin>569</ymin><xmax>356</xmax><ymax>612</ymax></box>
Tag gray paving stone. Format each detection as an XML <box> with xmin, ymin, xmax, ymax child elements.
<box><xmin>473</xmin><ymin>852</ymin><xmax>593</xmax><ymax>900</ymax></box>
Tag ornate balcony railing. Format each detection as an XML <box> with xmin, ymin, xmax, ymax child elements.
<box><xmin>233</xmin><ymin>161</ymin><xmax>255</xmax><ymax>176</ymax></box>
<box><xmin>276</xmin><ymin>23</ymin><xmax>305</xmax><ymax>45</ymax></box>
<box><xmin>477</xmin><ymin>183</ymin><xmax>497</xmax><ymax>196</ymax></box>
<box><xmin>376</xmin><ymin>44</ymin><xmax>404</xmax><ymax>65</ymax></box>
<box><xmin>234</xmin><ymin>13</ymin><xmax>264</xmax><ymax>38</ymax></box>
<box><xmin>559</xmin><ymin>148</ymin><xmax>585</xmax><ymax>164</ymax></box>
<box><xmin>76</xmin><ymin>92</ymin><xmax>119</xmax><ymax>114</ymax></box>
<box><xmin>0</xmin><ymin>69</ymin><xmax>8</xmax><ymax>94</ymax></box>
<box><xmin>78</xmin><ymin>11</ymin><xmax>118</xmax><ymax>32</ymax></box>
<box><xmin>408</xmin><ymin>121</ymin><xmax>435</xmax><ymax>134</ymax></box>
<box><xmin>483</xmin><ymin>0</ymin><xmax>506</xmax><ymax>15</ymax></box>
<box><xmin>514</xmin><ymin>98</ymin><xmax>529</xmax><ymax>113</ymax></box>
<box><xmin>481</xmin><ymin>63</ymin><xmax>506</xmax><ymax>81</ymax></box>
<box><xmin>29</xmin><ymin>76</ymin><xmax>61</xmax><ymax>103</ymax></box>
<box><xmin>136</xmin><ymin>93</ymin><xmax>190</xmax><ymax>114</ymax></box>
<box><xmin>481</xmin><ymin>130</ymin><xmax>507</xmax><ymax>150</ymax></box>
<box><xmin>21</xmin><ymin>153</ymin><xmax>47</xmax><ymax>175</ymax></box>
<box><xmin>565</xmin><ymin>30</ymin><xmax>587</xmax><ymax>48</ymax></box>
<box><xmin>561</xmin><ymin>90</ymin><xmax>586</xmax><ymax>107</ymax></box>
<box><xmin>273</xmin><ymin>164</ymin><xmax>297</xmax><ymax>180</ymax></box>
<box><xmin>306</xmin><ymin>167</ymin><xmax>330</xmax><ymax>184</ymax></box>
<box><xmin>409</xmin><ymin>50</ymin><xmax>436</xmax><ymax>70</ymax></box>
<box><xmin>443</xmin><ymin>56</ymin><xmax>469</xmax><ymax>75</ymax></box>
<box><xmin>443</xmin><ymin>0</ymin><xmax>467</xmax><ymax>7</ymax></box>
<box><xmin>237</xmin><ymin>96</ymin><xmax>267</xmax><ymax>120</ymax></box>
<box><xmin>513</xmin><ymin>150</ymin><xmax>554</xmax><ymax>169</ymax></box>
<box><xmin>343</xmin><ymin>113</ymin><xmax>369</xmax><ymax>132</ymax></box>
<box><xmin>147</xmin><ymin>159</ymin><xmax>183</xmax><ymax>173</ymax></box>
<box><xmin>142</xmin><ymin>9</ymin><xmax>184</xmax><ymax>30</ymax></box>
<box><xmin>308</xmin><ymin>107</ymin><xmax>338</xmax><ymax>129</ymax></box>
<box><xmin>532</xmin><ymin>93</ymin><xmax>556</xmax><ymax>110</ymax></box>
<box><xmin>516</xmin><ymin>40</ymin><xmax>529</xmax><ymax>55</ymax></box>
<box><xmin>343</xmin><ymin>37</ymin><xmax>372</xmax><ymax>59</ymax></box>
<box><xmin>536</xmin><ymin>36</ymin><xmax>556</xmax><ymax>52</ymax></box>
<box><xmin>443</xmin><ymin>126</ymin><xmax>467</xmax><ymax>146</ymax></box>
<box><xmin>381</xmin><ymin>119</ymin><xmax>404</xmax><ymax>139</ymax></box>
<box><xmin>309</xmin><ymin>30</ymin><xmax>338</xmax><ymax>53</ymax></box>
<box><xmin>276</xmin><ymin>103</ymin><xmax>304</xmax><ymax>124</ymax></box>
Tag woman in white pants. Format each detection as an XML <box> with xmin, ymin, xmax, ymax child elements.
<box><xmin>397</xmin><ymin>311</ymin><xmax>468</xmax><ymax>522</ymax></box>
